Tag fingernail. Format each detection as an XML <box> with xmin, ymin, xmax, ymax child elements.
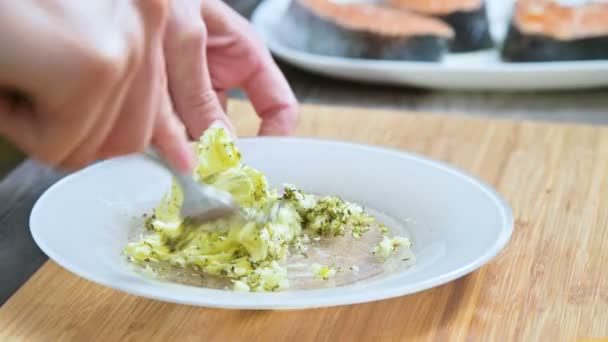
<box><xmin>209</xmin><ymin>120</ymin><xmax>236</xmax><ymax>138</ymax></box>
<box><xmin>209</xmin><ymin>119</ymin><xmax>228</xmax><ymax>130</ymax></box>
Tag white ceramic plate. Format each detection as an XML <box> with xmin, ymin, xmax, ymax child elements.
<box><xmin>251</xmin><ymin>0</ymin><xmax>608</xmax><ymax>90</ymax></box>
<box><xmin>30</xmin><ymin>138</ymin><xmax>513</xmax><ymax>310</ymax></box>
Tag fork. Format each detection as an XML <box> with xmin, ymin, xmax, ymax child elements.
<box><xmin>144</xmin><ymin>148</ymin><xmax>239</xmax><ymax>226</ymax></box>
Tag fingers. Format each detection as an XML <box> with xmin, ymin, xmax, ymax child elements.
<box><xmin>241</xmin><ymin>51</ymin><xmax>299</xmax><ymax>136</ymax></box>
<box><xmin>64</xmin><ymin>72</ymin><xmax>135</xmax><ymax>169</ymax></box>
<box><xmin>0</xmin><ymin>93</ymin><xmax>38</xmax><ymax>152</ymax></box>
<box><xmin>152</xmin><ymin>92</ymin><xmax>196</xmax><ymax>173</ymax></box>
<box><xmin>0</xmin><ymin>1</ymin><xmax>161</xmax><ymax>169</ymax></box>
<box><xmin>1</xmin><ymin>36</ymin><xmax>126</xmax><ymax>167</ymax></box>
<box><xmin>95</xmin><ymin>0</ymin><xmax>167</xmax><ymax>162</ymax></box>
<box><xmin>143</xmin><ymin>0</ymin><xmax>195</xmax><ymax>173</ymax></box>
<box><xmin>61</xmin><ymin>4</ymin><xmax>147</xmax><ymax>169</ymax></box>
<box><xmin>0</xmin><ymin>47</ymin><xmax>127</xmax><ymax>168</ymax></box>
<box><xmin>202</xmin><ymin>0</ymin><xmax>299</xmax><ymax>135</ymax></box>
<box><xmin>164</xmin><ymin>0</ymin><xmax>233</xmax><ymax>140</ymax></box>
<box><xmin>0</xmin><ymin>0</ymin><xmax>196</xmax><ymax>171</ymax></box>
<box><xmin>217</xmin><ymin>90</ymin><xmax>229</xmax><ymax>112</ymax></box>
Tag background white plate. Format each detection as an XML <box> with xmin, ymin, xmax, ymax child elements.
<box><xmin>30</xmin><ymin>138</ymin><xmax>513</xmax><ymax>310</ymax></box>
<box><xmin>251</xmin><ymin>0</ymin><xmax>608</xmax><ymax>90</ymax></box>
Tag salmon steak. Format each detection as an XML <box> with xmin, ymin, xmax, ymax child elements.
<box><xmin>279</xmin><ymin>0</ymin><xmax>454</xmax><ymax>61</ymax></box>
<box><xmin>386</xmin><ymin>0</ymin><xmax>494</xmax><ymax>52</ymax></box>
<box><xmin>502</xmin><ymin>0</ymin><xmax>608</xmax><ymax>61</ymax></box>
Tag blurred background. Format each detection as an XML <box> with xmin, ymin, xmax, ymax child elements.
<box><xmin>225</xmin><ymin>0</ymin><xmax>608</xmax><ymax>124</ymax></box>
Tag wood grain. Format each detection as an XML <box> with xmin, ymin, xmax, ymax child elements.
<box><xmin>0</xmin><ymin>100</ymin><xmax>606</xmax><ymax>341</ymax></box>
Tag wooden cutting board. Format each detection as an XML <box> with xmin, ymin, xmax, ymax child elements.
<box><xmin>1</xmin><ymin>100</ymin><xmax>607</xmax><ymax>341</ymax></box>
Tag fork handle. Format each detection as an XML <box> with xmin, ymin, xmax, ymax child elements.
<box><xmin>143</xmin><ymin>148</ymin><xmax>183</xmax><ymax>176</ymax></box>
<box><xmin>143</xmin><ymin>147</ymin><xmax>197</xmax><ymax>196</ymax></box>
<box><xmin>143</xmin><ymin>147</ymin><xmax>237</xmax><ymax>216</ymax></box>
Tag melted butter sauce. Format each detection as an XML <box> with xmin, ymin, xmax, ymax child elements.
<box><xmin>127</xmin><ymin>205</ymin><xmax>415</xmax><ymax>291</ymax></box>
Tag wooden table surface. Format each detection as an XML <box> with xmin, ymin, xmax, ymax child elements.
<box><xmin>0</xmin><ymin>100</ymin><xmax>607</xmax><ymax>341</ymax></box>
<box><xmin>2</xmin><ymin>67</ymin><xmax>607</xmax><ymax>311</ymax></box>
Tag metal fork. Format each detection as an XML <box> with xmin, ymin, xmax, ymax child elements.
<box><xmin>144</xmin><ymin>148</ymin><xmax>239</xmax><ymax>226</ymax></box>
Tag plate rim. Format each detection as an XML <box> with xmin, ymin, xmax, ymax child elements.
<box><xmin>29</xmin><ymin>136</ymin><xmax>514</xmax><ymax>310</ymax></box>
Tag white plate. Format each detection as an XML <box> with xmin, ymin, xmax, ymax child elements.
<box><xmin>251</xmin><ymin>0</ymin><xmax>608</xmax><ymax>90</ymax></box>
<box><xmin>30</xmin><ymin>138</ymin><xmax>513</xmax><ymax>310</ymax></box>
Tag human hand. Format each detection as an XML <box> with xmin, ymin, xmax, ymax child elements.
<box><xmin>0</xmin><ymin>0</ymin><xmax>298</xmax><ymax>172</ymax></box>
<box><xmin>0</xmin><ymin>0</ymin><xmax>194</xmax><ymax>172</ymax></box>
<box><xmin>164</xmin><ymin>0</ymin><xmax>299</xmax><ymax>138</ymax></box>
